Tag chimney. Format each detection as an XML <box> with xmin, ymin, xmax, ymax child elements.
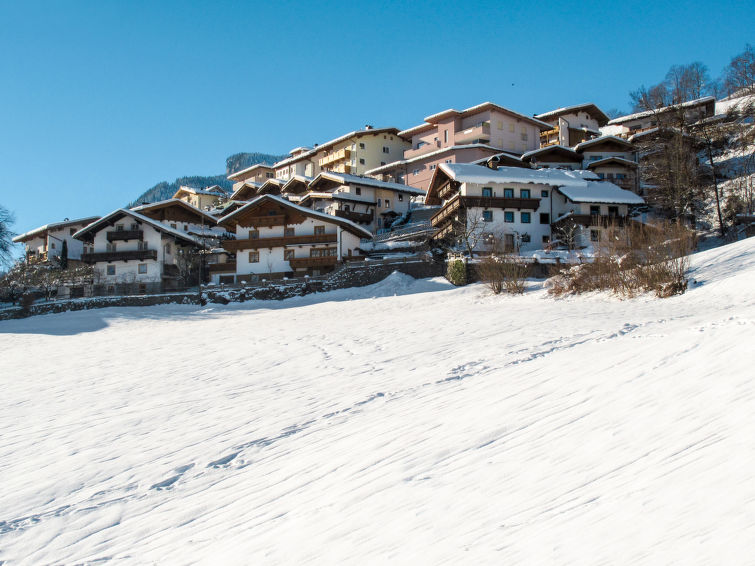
<box><xmin>365</xmin><ymin>124</ymin><xmax>373</xmax><ymax>130</ymax></box>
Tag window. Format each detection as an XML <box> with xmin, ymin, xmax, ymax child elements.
<box><xmin>413</xmin><ymin>169</ymin><xmax>420</xmax><ymax>176</ymax></box>
<box><xmin>385</xmin><ymin>199</ymin><xmax>391</xmax><ymax>208</ymax></box>
<box><xmin>377</xmin><ymin>198</ymin><xmax>382</xmax><ymax>207</ymax></box>
<box><xmin>138</xmin><ymin>264</ymin><xmax>147</xmax><ymax>274</ymax></box>
<box><xmin>381</xmin><ymin>161</ymin><xmax>386</xmax><ymax>166</ymax></box>
<box><xmin>130</xmin><ymin>223</ymin><xmax>138</xmax><ymax>230</ymax></box>
<box><xmin>590</xmin><ymin>229</ymin><xmax>600</xmax><ymax>242</ymax></box>
<box><xmin>597</xmin><ymin>173</ymin><xmax>606</xmax><ymax>179</ymax></box>
<box><xmin>266</xmin><ymin>172</ymin><xmax>273</xmax><ymax>178</ymax></box>
<box><xmin>355</xmin><ymin>187</ymin><xmax>361</xmax><ymax>195</ymax></box>
<box><xmin>51</xmin><ymin>242</ymin><xmax>56</xmax><ymax>249</ymax></box>
<box><xmin>504</xmin><ymin>211</ymin><xmax>514</xmax><ymax>223</ymax></box>
<box><xmin>106</xmin><ymin>265</ymin><xmax>116</xmax><ymax>276</ymax></box>
<box><xmin>164</xmin><ymin>243</ymin><xmax>171</xmax><ymax>254</ymax></box>
<box><xmin>171</xmin><ymin>223</ymin><xmax>177</xmax><ymax>229</ymax></box>
<box><xmin>590</xmin><ymin>155</ymin><xmax>602</xmax><ymax>161</ymax></box>
<box><xmin>590</xmin><ymin>205</ymin><xmax>601</xmax><ymax>216</ymax></box>
<box><xmin>248</xmin><ymin>251</ymin><xmax>260</xmax><ymax>263</ymax></box>
<box><xmin>358</xmin><ymin>158</ymin><xmax>365</xmax><ymax>165</ymax></box>
<box><xmin>314</xmin><ymin>225</ymin><xmax>325</xmax><ymax>235</ymax></box>
<box><xmin>383</xmin><ymin>146</ymin><xmax>390</xmax><ymax>154</ymax></box>
<box><xmin>310</xmin><ymin>247</ymin><xmax>337</xmax><ymax>257</ymax></box>
<box><xmin>183</xmin><ymin>225</ymin><xmax>188</xmax><ymax>231</ymax></box>
<box><xmin>445</xmin><ymin>159</ymin><xmax>452</xmax><ymax>164</ymax></box>
<box><xmin>608</xmin><ymin>206</ymin><xmax>619</xmax><ymax>217</ymax></box>
<box><xmin>616</xmin><ymin>173</ymin><xmax>626</xmax><ymax>179</ymax></box>
<box><xmin>520</xmin><ymin>189</ymin><xmax>531</xmax><ymax>198</ymax></box>
<box><xmin>509</xmin><ymin>123</ymin><xmax>515</xmax><ymax>132</ymax></box>
<box><xmin>249</xmin><ymin>229</ymin><xmax>259</xmax><ymax>239</ymax></box>
<box><xmin>284</xmin><ymin>249</ymin><xmax>294</xmax><ymax>260</ymax></box>
<box><xmin>106</xmin><ymin>242</ymin><xmax>116</xmax><ymax>252</ymax></box>
<box><xmin>343</xmin><ymin>205</ymin><xmax>350</xmax><ymax>212</ymax></box>
<box><xmin>115</xmin><ymin>224</ymin><xmax>124</xmax><ymax>231</ymax></box>
<box><xmin>398</xmin><ymin>193</ymin><xmax>403</xmax><ymax>201</ymax></box>
<box><xmin>542</xmin><ymin>235</ymin><xmax>550</xmax><ymax>244</ymax></box>
<box><xmin>359</xmin><ymin>142</ymin><xmax>365</xmax><ymax>149</ymax></box>
<box><xmin>540</xmin><ymin>213</ymin><xmax>550</xmax><ymax>224</ymax></box>
<box><xmin>137</xmin><ymin>241</ymin><xmax>148</xmax><ymax>250</ymax></box>
<box><xmin>284</xmin><ymin>227</ymin><xmax>295</xmax><ymax>236</ymax></box>
<box><xmin>521</xmin><ymin>234</ymin><xmax>531</xmax><ymax>243</ymax></box>
<box><xmin>521</xmin><ymin>212</ymin><xmax>531</xmax><ymax>223</ymax></box>
<box><xmin>444</xmin><ymin>130</ymin><xmax>448</xmax><ymax>143</ymax></box>
<box><xmin>429</xmin><ymin>164</ymin><xmax>436</xmax><ymax>170</ymax></box>
<box><xmin>482</xmin><ymin>210</ymin><xmax>493</xmax><ymax>222</ymax></box>
<box><xmin>504</xmin><ymin>188</ymin><xmax>514</xmax><ymax>198</ymax></box>
<box><xmin>482</xmin><ymin>187</ymin><xmax>492</xmax><ymax>197</ymax></box>
<box><xmin>497</xmin><ymin>120</ymin><xmax>503</xmax><ymax>129</ymax></box>
<box><xmin>541</xmin><ymin>190</ymin><xmax>549</xmax><ymax>197</ymax></box>
<box><xmin>520</xmin><ymin>132</ymin><xmax>528</xmax><ymax>141</ymax></box>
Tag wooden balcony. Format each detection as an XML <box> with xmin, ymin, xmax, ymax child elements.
<box><xmin>318</xmin><ymin>147</ymin><xmax>351</xmax><ymax>167</ymax></box>
<box><xmin>288</xmin><ymin>256</ymin><xmax>338</xmax><ymax>269</ymax></box>
<box><xmin>329</xmin><ymin>163</ymin><xmax>352</xmax><ymax>174</ymax></box>
<box><xmin>334</xmin><ymin>209</ymin><xmax>373</xmax><ymax>223</ymax></box>
<box><xmin>107</xmin><ymin>229</ymin><xmax>143</xmax><ymax>242</ymax></box>
<box><xmin>82</xmin><ymin>249</ymin><xmax>157</xmax><ymax>263</ymax></box>
<box><xmin>222</xmin><ymin>233</ymin><xmax>337</xmax><ymax>251</ymax></box>
<box><xmin>208</xmin><ymin>262</ymin><xmax>236</xmax><ymax>273</ymax></box>
<box><xmin>245</xmin><ymin>214</ymin><xmax>286</xmax><ymax>228</ymax></box>
<box><xmin>431</xmin><ymin>195</ymin><xmax>541</xmax><ymax>227</ymax></box>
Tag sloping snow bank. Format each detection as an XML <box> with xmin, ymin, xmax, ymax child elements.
<box><xmin>1</xmin><ymin>239</ymin><xmax>754</xmax><ymax>564</ymax></box>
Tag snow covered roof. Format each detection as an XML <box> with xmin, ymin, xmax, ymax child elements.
<box><xmin>421</xmin><ymin>102</ymin><xmax>552</xmax><ymax>130</ymax></box>
<box><xmin>437</xmin><ymin>163</ymin><xmax>599</xmax><ymax>187</ymax></box>
<box><xmin>573</xmin><ymin>135</ymin><xmax>634</xmax><ymax>152</ymax></box>
<box><xmin>585</xmin><ymin>156</ymin><xmax>638</xmax><ymax>169</ymax></box>
<box><xmin>227</xmin><ymin>163</ymin><xmax>275</xmax><ymax>181</ymax></box>
<box><xmin>173</xmin><ymin>185</ymin><xmax>228</xmax><ymax>197</ymax></box>
<box><xmin>521</xmin><ymin>145</ymin><xmax>581</xmax><ymax>161</ymax></box>
<box><xmin>72</xmin><ymin>209</ymin><xmax>206</xmax><ymax>246</ymax></box>
<box><xmin>230</xmin><ymin>181</ymin><xmax>261</xmax><ymax>200</ymax></box>
<box><xmin>534</xmin><ymin>103</ymin><xmax>610</xmax><ymax>126</ymax></box>
<box><xmin>217</xmin><ymin>194</ymin><xmax>373</xmax><ymax>239</ymax></box>
<box><xmin>558</xmin><ymin>182</ymin><xmax>645</xmax><ymax>205</ymax></box>
<box><xmin>12</xmin><ymin>215</ymin><xmax>101</xmax><ymax>243</ymax></box>
<box><xmin>606</xmin><ymin>96</ymin><xmax>716</xmax><ymax>125</ymax></box>
<box><xmin>310</xmin><ymin>172</ymin><xmax>426</xmax><ymax>195</ymax></box>
<box><xmin>131</xmin><ymin>199</ymin><xmax>219</xmax><ymax>224</ymax></box>
<box><xmin>364</xmin><ymin>144</ymin><xmax>505</xmax><ymax>174</ymax></box>
<box><xmin>273</xmin><ymin>127</ymin><xmax>402</xmax><ymax>168</ymax></box>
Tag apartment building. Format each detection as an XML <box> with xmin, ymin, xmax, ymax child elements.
<box><xmin>272</xmin><ymin>127</ymin><xmax>409</xmax><ymax>181</ymax></box>
<box><xmin>535</xmin><ymin>103</ymin><xmax>609</xmax><ymax>147</ymax></box>
<box><xmin>13</xmin><ymin>216</ymin><xmax>101</xmax><ymax>263</ymax></box>
<box><xmin>227</xmin><ymin>163</ymin><xmax>276</xmax><ymax>191</ymax></box>
<box><xmin>365</xmin><ymin>102</ymin><xmax>552</xmax><ymax>192</ymax></box>
<box><xmin>215</xmin><ymin>194</ymin><xmax>371</xmax><ymax>283</ymax></box>
<box><xmin>425</xmin><ymin>163</ymin><xmax>644</xmax><ymax>252</ymax></box>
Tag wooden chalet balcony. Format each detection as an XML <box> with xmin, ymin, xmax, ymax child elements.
<box><xmin>431</xmin><ymin>195</ymin><xmax>541</xmax><ymax>227</ymax></box>
<box><xmin>404</xmin><ymin>140</ymin><xmax>441</xmax><ymax>160</ymax></box>
<box><xmin>82</xmin><ymin>249</ymin><xmax>157</xmax><ymax>263</ymax></box>
<box><xmin>329</xmin><ymin>163</ymin><xmax>353</xmax><ymax>174</ymax></box>
<box><xmin>598</xmin><ymin>178</ymin><xmax>635</xmax><ymax>191</ymax></box>
<box><xmin>552</xmin><ymin>214</ymin><xmax>627</xmax><ymax>229</ymax></box>
<box><xmin>222</xmin><ymin>233</ymin><xmax>338</xmax><ymax>251</ymax></box>
<box><xmin>454</xmin><ymin>122</ymin><xmax>491</xmax><ymax>144</ymax></box>
<box><xmin>245</xmin><ymin>214</ymin><xmax>286</xmax><ymax>228</ymax></box>
<box><xmin>335</xmin><ymin>209</ymin><xmax>373</xmax><ymax>223</ymax></box>
<box><xmin>107</xmin><ymin>229</ymin><xmax>143</xmax><ymax>242</ymax></box>
<box><xmin>208</xmin><ymin>261</ymin><xmax>236</xmax><ymax>273</ymax></box>
<box><xmin>288</xmin><ymin>256</ymin><xmax>338</xmax><ymax>269</ymax></box>
<box><xmin>540</xmin><ymin>127</ymin><xmax>560</xmax><ymax>147</ymax></box>
<box><xmin>318</xmin><ymin>147</ymin><xmax>351</xmax><ymax>167</ymax></box>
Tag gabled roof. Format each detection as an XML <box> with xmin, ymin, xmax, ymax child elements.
<box><xmin>227</xmin><ymin>163</ymin><xmax>276</xmax><ymax>182</ymax></box>
<box><xmin>257</xmin><ymin>178</ymin><xmax>285</xmax><ymax>195</ymax></box>
<box><xmin>606</xmin><ymin>96</ymin><xmax>716</xmax><ymax>125</ymax></box>
<box><xmin>12</xmin><ymin>216</ymin><xmax>101</xmax><ymax>243</ymax></box>
<box><xmin>173</xmin><ymin>185</ymin><xmax>228</xmax><ymax>197</ymax></box>
<box><xmin>534</xmin><ymin>103</ymin><xmax>610</xmax><ymax>126</ymax></box>
<box><xmin>131</xmin><ymin>198</ymin><xmax>219</xmax><ymax>224</ymax></box>
<box><xmin>557</xmin><ymin>182</ymin><xmax>645</xmax><ymax>205</ymax></box>
<box><xmin>73</xmin><ymin>209</ymin><xmax>205</xmax><ymax>246</ymax></box>
<box><xmin>364</xmin><ymin>143</ymin><xmax>506</xmax><ymax>175</ymax></box>
<box><xmin>282</xmin><ymin>175</ymin><xmax>312</xmax><ymax>194</ymax></box>
<box><xmin>309</xmin><ymin>171</ymin><xmax>426</xmax><ymax>195</ymax></box>
<box><xmin>230</xmin><ymin>181</ymin><xmax>261</xmax><ymax>201</ymax></box>
<box><xmin>574</xmin><ymin>135</ymin><xmax>634</xmax><ymax>152</ymax></box>
<box><xmin>521</xmin><ymin>145</ymin><xmax>582</xmax><ymax>162</ymax></box>
<box><xmin>586</xmin><ymin>156</ymin><xmax>639</xmax><ymax>169</ymax></box>
<box><xmin>217</xmin><ymin>194</ymin><xmax>373</xmax><ymax>239</ymax></box>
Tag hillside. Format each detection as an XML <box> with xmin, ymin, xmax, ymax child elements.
<box><xmin>1</xmin><ymin>238</ymin><xmax>754</xmax><ymax>564</ymax></box>
<box><xmin>128</xmin><ymin>152</ymin><xmax>286</xmax><ymax>206</ymax></box>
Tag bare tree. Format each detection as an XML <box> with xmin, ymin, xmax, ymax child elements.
<box><xmin>0</xmin><ymin>205</ymin><xmax>15</xmax><ymax>268</ymax></box>
<box><xmin>721</xmin><ymin>44</ymin><xmax>755</xmax><ymax>97</ymax></box>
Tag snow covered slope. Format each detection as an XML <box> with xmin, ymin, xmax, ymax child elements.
<box><xmin>1</xmin><ymin>239</ymin><xmax>754</xmax><ymax>565</ymax></box>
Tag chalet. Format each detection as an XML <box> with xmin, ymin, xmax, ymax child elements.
<box><xmin>574</xmin><ymin>136</ymin><xmax>638</xmax><ymax>193</ymax></box>
<box><xmin>215</xmin><ymin>194</ymin><xmax>372</xmax><ymax>284</ymax></box>
<box><xmin>73</xmin><ymin>209</ymin><xmax>205</xmax><ymax>291</ymax></box>
<box><xmin>601</xmin><ymin>96</ymin><xmax>716</xmax><ymax>138</ymax></box>
<box><xmin>131</xmin><ymin>199</ymin><xmax>226</xmax><ymax>240</ymax></box>
<box><xmin>13</xmin><ymin>216</ymin><xmax>101</xmax><ymax>263</ymax></box>
<box><xmin>227</xmin><ymin>163</ymin><xmax>276</xmax><ymax>188</ymax></box>
<box><xmin>172</xmin><ymin>185</ymin><xmax>229</xmax><ymax>210</ymax></box>
<box><xmin>230</xmin><ymin>181</ymin><xmax>261</xmax><ymax>201</ymax></box>
<box><xmin>535</xmin><ymin>103</ymin><xmax>609</xmax><ymax>147</ymax></box>
<box><xmin>425</xmin><ymin>163</ymin><xmax>644</xmax><ymax>252</ymax></box>
<box><xmin>521</xmin><ymin>145</ymin><xmax>583</xmax><ymax>170</ymax></box>
<box><xmin>366</xmin><ymin>102</ymin><xmax>552</xmax><ymax>191</ymax></box>
<box><xmin>298</xmin><ymin>172</ymin><xmax>426</xmax><ymax>233</ymax></box>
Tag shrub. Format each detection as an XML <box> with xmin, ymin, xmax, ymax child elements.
<box><xmin>476</xmin><ymin>256</ymin><xmax>528</xmax><ymax>294</ymax></box>
<box><xmin>446</xmin><ymin>259</ymin><xmax>467</xmax><ymax>286</ymax></box>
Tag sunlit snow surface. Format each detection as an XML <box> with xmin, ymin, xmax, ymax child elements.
<box><xmin>1</xmin><ymin>239</ymin><xmax>754</xmax><ymax>565</ymax></box>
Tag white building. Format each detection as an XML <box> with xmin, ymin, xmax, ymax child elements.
<box><xmin>13</xmin><ymin>216</ymin><xmax>100</xmax><ymax>263</ymax></box>
<box><xmin>215</xmin><ymin>194</ymin><xmax>372</xmax><ymax>284</ymax></box>
<box><xmin>535</xmin><ymin>103</ymin><xmax>610</xmax><ymax>147</ymax></box>
<box><xmin>425</xmin><ymin>163</ymin><xmax>644</xmax><ymax>252</ymax></box>
<box><xmin>600</xmin><ymin>96</ymin><xmax>716</xmax><ymax>138</ymax></box>
<box><xmin>73</xmin><ymin>209</ymin><xmax>204</xmax><ymax>291</ymax></box>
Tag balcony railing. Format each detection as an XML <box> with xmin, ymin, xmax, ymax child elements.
<box><xmin>222</xmin><ymin>233</ymin><xmax>337</xmax><ymax>251</ymax></box>
<box><xmin>431</xmin><ymin>195</ymin><xmax>541</xmax><ymax>227</ymax></box>
<box><xmin>208</xmin><ymin>262</ymin><xmax>236</xmax><ymax>273</ymax></box>
<box><xmin>404</xmin><ymin>140</ymin><xmax>441</xmax><ymax>160</ymax></box>
<box><xmin>454</xmin><ymin>122</ymin><xmax>491</xmax><ymax>145</ymax></box>
<box><xmin>245</xmin><ymin>214</ymin><xmax>286</xmax><ymax>228</ymax></box>
<box><xmin>82</xmin><ymin>249</ymin><xmax>157</xmax><ymax>263</ymax></box>
<box><xmin>334</xmin><ymin>209</ymin><xmax>373</xmax><ymax>223</ymax></box>
<box><xmin>107</xmin><ymin>229</ymin><xmax>143</xmax><ymax>242</ymax></box>
<box><xmin>318</xmin><ymin>147</ymin><xmax>351</xmax><ymax>167</ymax></box>
<box><xmin>288</xmin><ymin>256</ymin><xmax>338</xmax><ymax>269</ymax></box>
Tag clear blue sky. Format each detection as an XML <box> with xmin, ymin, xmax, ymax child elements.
<box><xmin>1</xmin><ymin>0</ymin><xmax>752</xmax><ymax>243</ymax></box>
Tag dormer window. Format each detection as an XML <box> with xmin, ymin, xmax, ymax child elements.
<box><xmin>115</xmin><ymin>224</ymin><xmax>124</xmax><ymax>231</ymax></box>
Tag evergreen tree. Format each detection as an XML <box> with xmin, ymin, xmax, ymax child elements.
<box><xmin>60</xmin><ymin>239</ymin><xmax>68</xmax><ymax>270</ymax></box>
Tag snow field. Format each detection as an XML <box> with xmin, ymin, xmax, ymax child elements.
<box><xmin>1</xmin><ymin>238</ymin><xmax>754</xmax><ymax>564</ymax></box>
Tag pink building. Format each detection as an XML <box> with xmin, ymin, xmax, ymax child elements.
<box><xmin>366</xmin><ymin>102</ymin><xmax>552</xmax><ymax>191</ymax></box>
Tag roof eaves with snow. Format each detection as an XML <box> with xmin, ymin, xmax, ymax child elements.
<box><xmin>534</xmin><ymin>103</ymin><xmax>610</xmax><ymax>126</ymax></box>
<box><xmin>131</xmin><ymin>198</ymin><xmax>219</xmax><ymax>224</ymax></box>
<box><xmin>311</xmin><ymin>171</ymin><xmax>426</xmax><ymax>195</ymax></box>
<box><xmin>606</xmin><ymin>96</ymin><xmax>716</xmax><ymax>125</ymax></box>
<box><xmin>423</xmin><ymin>101</ymin><xmax>552</xmax><ymax>130</ymax></box>
<box><xmin>557</xmin><ymin>182</ymin><xmax>645</xmax><ymax>205</ymax></box>
<box><xmin>364</xmin><ymin>144</ymin><xmax>506</xmax><ymax>174</ymax></box>
<box><xmin>438</xmin><ymin>162</ymin><xmax>600</xmax><ymax>187</ymax></box>
<box><xmin>573</xmin><ymin>135</ymin><xmax>634</xmax><ymax>152</ymax></box>
<box><xmin>227</xmin><ymin>163</ymin><xmax>276</xmax><ymax>181</ymax></box>
<box><xmin>521</xmin><ymin>145</ymin><xmax>581</xmax><ymax>161</ymax></box>
<box><xmin>72</xmin><ymin>209</ymin><xmax>205</xmax><ymax>246</ymax></box>
<box><xmin>12</xmin><ymin>216</ymin><xmax>102</xmax><ymax>243</ymax></box>
<box><xmin>585</xmin><ymin>157</ymin><xmax>639</xmax><ymax>169</ymax></box>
